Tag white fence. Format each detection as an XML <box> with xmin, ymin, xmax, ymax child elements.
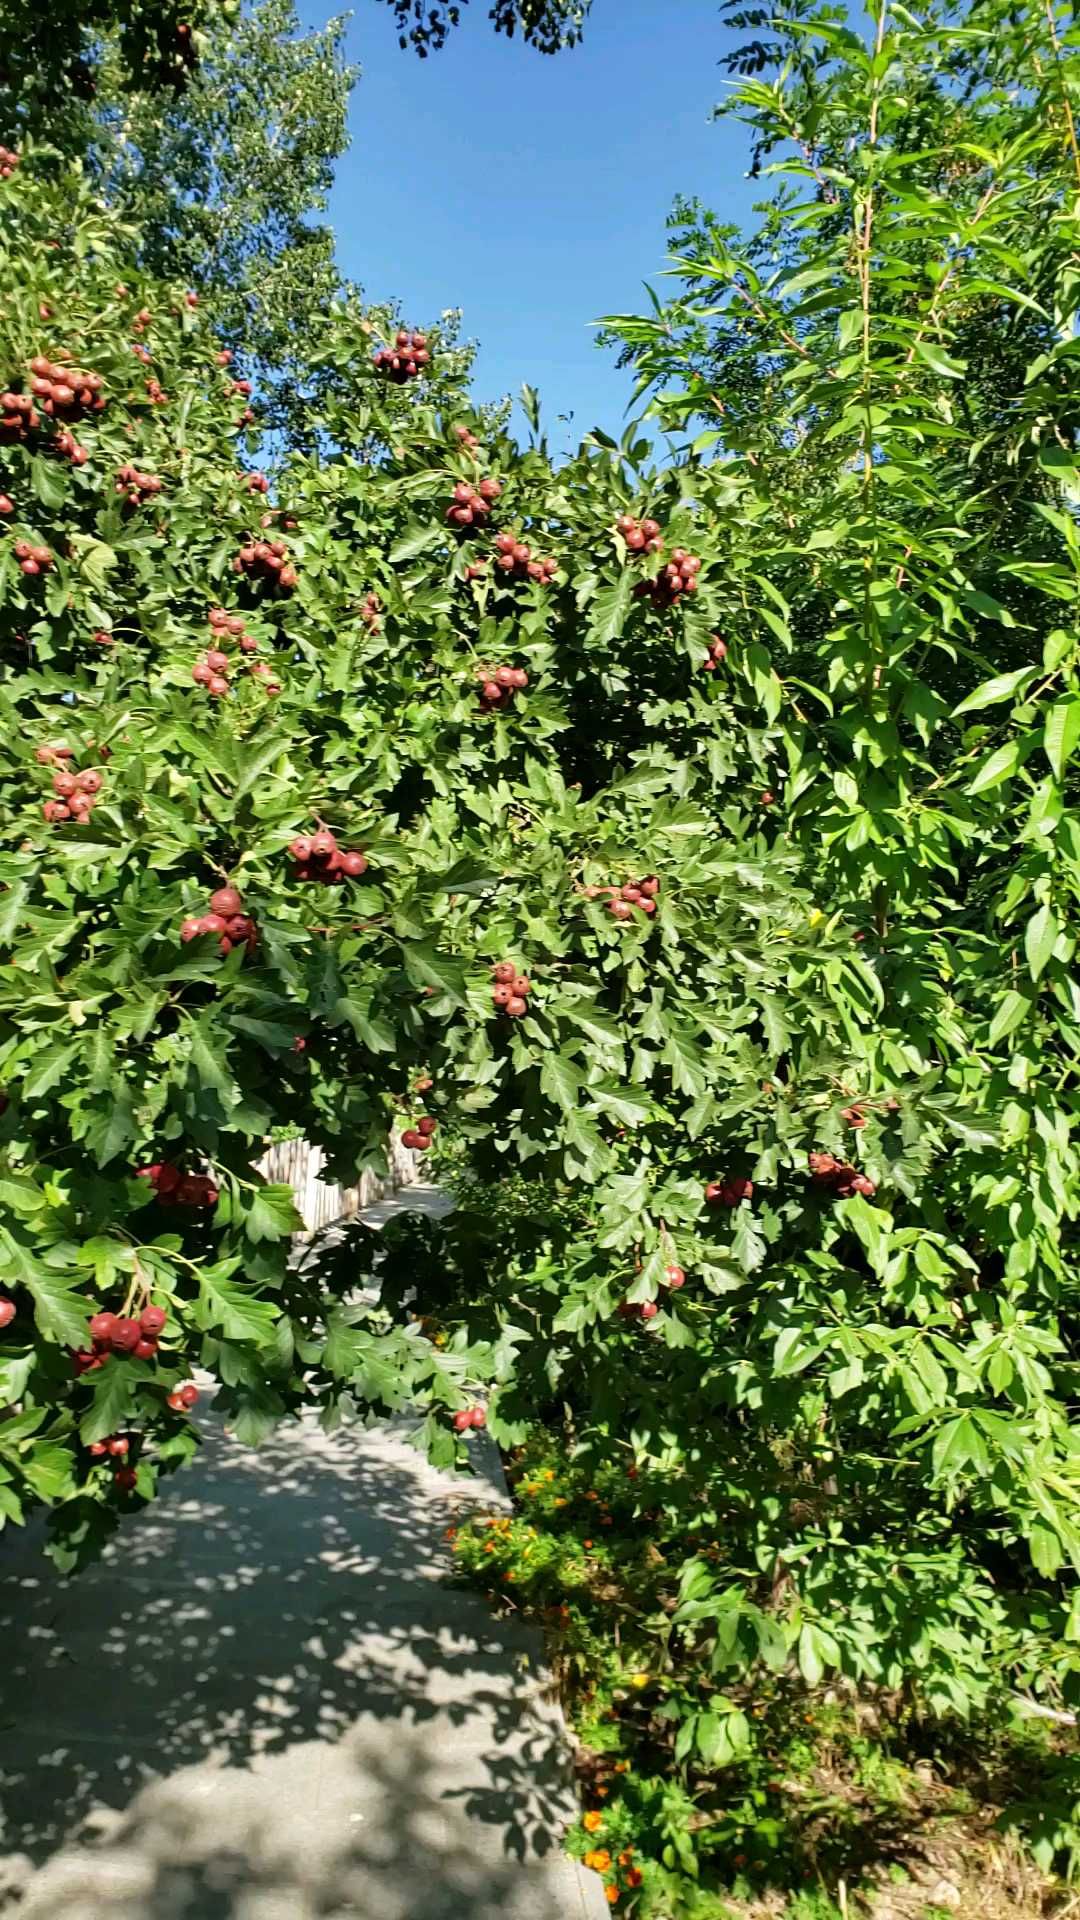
<box><xmin>258</xmin><ymin>1135</ymin><xmax>420</xmax><ymax>1237</ymax></box>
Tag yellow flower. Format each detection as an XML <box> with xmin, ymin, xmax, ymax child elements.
<box><xmin>525</xmin><ymin>1483</ymin><xmax>539</xmax><ymax>1495</ymax></box>
<box><xmin>554</xmin><ymin>1496</ymin><xmax>567</xmax><ymax>1507</ymax></box>
<box><xmin>544</xmin><ymin>1469</ymin><xmax>556</xmax><ymax>1481</ymax></box>
<box><xmin>808</xmin><ymin>907</ymin><xmax>823</xmax><ymax>927</ymax></box>
<box><xmin>434</xmin><ymin>1332</ymin><xmax>447</xmax><ymax>1347</ymax></box>
<box><xmin>629</xmin><ymin>1672</ymin><xmax>649</xmax><ymax>1689</ymax></box>
<box><xmin>583</xmin><ymin>1810</ymin><xmax>603</xmax><ymax>1834</ymax></box>
<box><xmin>586</xmin><ymin>1849</ymin><xmax>611</xmax><ymax>1872</ymax></box>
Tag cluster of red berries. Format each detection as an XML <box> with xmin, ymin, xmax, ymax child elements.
<box><xmin>192</xmin><ymin>645</ymin><xmax>234</xmax><ymax>698</ymax></box>
<box><xmin>54</xmin><ymin>428</ymin><xmax>89</xmax><ymax>464</ymax></box>
<box><xmin>167</xmin><ymin>1382</ymin><xmax>200</xmax><ymax>1414</ymax></box>
<box><xmin>288</xmin><ymin>829</ymin><xmax>368</xmax><ymax>883</ymax></box>
<box><xmin>137</xmin><ymin>1160</ymin><xmax>220</xmax><ymax>1207</ymax></box>
<box><xmin>701</xmin><ymin>634</ymin><xmax>727</xmax><ymax>672</ymax></box>
<box><xmin>0</xmin><ymin>146</ymin><xmax>19</xmax><ymax>179</ymax></box>
<box><xmin>492</xmin><ymin>531</ymin><xmax>558</xmax><ymax>584</ymax></box>
<box><xmin>75</xmin><ymin>1302</ymin><xmax>168</xmax><ymax>1374</ymax></box>
<box><xmin>42</xmin><ymin>764</ymin><xmax>104</xmax><ymax>825</ymax></box>
<box><xmin>446</xmin><ymin>476</ymin><xmax>502</xmax><ymax>529</ymax></box>
<box><xmin>634</xmin><ymin>548</ymin><xmax>702</xmax><ymax>608</ymax></box>
<box><xmin>0</xmin><ymin>393</ymin><xmax>38</xmax><ymax>443</ymax></box>
<box><xmin>374</xmin><ymin>329</ymin><xmax>430</xmax><ymax>381</ymax></box>
<box><xmin>491</xmin><ymin>961</ymin><xmax>532</xmax><ymax>1018</ymax></box>
<box><xmin>615</xmin><ymin>512</ymin><xmax>663</xmax><ymax>553</ymax></box>
<box><xmin>359</xmin><ymin>591</ymin><xmax>381</xmax><ymax>635</ymax></box>
<box><xmin>87</xmin><ymin>1433</ymin><xmax>132</xmax><ymax>1461</ymax></box>
<box><xmin>115</xmin><ymin>463</ymin><xmax>163</xmax><ymax>507</ymax></box>
<box><xmin>452</xmin><ymin>1405</ymin><xmax>487</xmax><ymax>1433</ymax></box>
<box><xmin>132</xmin><ymin>305</ymin><xmax>154</xmax><ymax>332</ymax></box>
<box><xmin>180</xmin><ymin>883</ymin><xmax>258</xmax><ymax>957</ymax></box>
<box><xmin>453</xmin><ymin>423</ymin><xmax>479</xmax><ymax>451</ymax></box>
<box><xmin>207</xmin><ymin>606</ymin><xmax>260</xmax><ymax>654</ymax></box>
<box><xmin>243</xmin><ymin>471</ymin><xmax>268</xmax><ymax>494</ymax></box>
<box><xmin>705</xmin><ymin>1176</ymin><xmax>754</xmax><ymax>1208</ymax></box>
<box><xmin>477</xmin><ymin>662</ymin><xmax>529</xmax><ymax>712</ymax></box>
<box><xmin>808</xmin><ymin>1152</ymin><xmax>876</xmax><ymax>1198</ymax></box>
<box><xmin>401</xmin><ymin>1115</ymin><xmax>438</xmax><ymax>1152</ymax></box>
<box><xmin>233</xmin><ymin>537</ymin><xmax>297</xmax><ymax>593</ymax></box>
<box><xmin>583</xmin><ymin>875</ymin><xmax>660</xmax><ymax>921</ymax></box>
<box><xmin>28</xmin><ymin>356</ymin><xmax>105</xmax><ymax>420</ymax></box>
<box><xmin>13</xmin><ymin>538</ymin><xmax>54</xmax><ymax>577</ymax></box>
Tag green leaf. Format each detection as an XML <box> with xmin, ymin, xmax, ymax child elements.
<box><xmin>79</xmin><ymin>1363</ymin><xmax>136</xmax><ymax>1445</ymax></box>
<box><xmin>988</xmin><ymin>989</ymin><xmax>1032</xmax><ymax>1047</ymax></box>
<box><xmin>244</xmin><ymin>1186</ymin><xmax>305</xmax><ymax>1244</ymax></box>
<box><xmin>1044</xmin><ymin>697</ymin><xmax>1080</xmax><ymax>782</ymax></box>
<box><xmin>402</xmin><ymin>943</ymin><xmax>469</xmax><ymax>1007</ymax></box>
<box><xmin>952</xmin><ymin>668</ymin><xmax>1035</xmax><ymax>717</ymax></box>
<box><xmin>587</xmin><ymin>570</ymin><xmax>633</xmax><ymax>647</ymax></box>
<box><xmin>197</xmin><ymin>1268</ymin><xmax>279</xmax><ymax>1346</ymax></box>
<box><xmin>590</xmin><ymin>1080</ymin><xmax>653</xmax><ymax>1128</ymax></box>
<box><xmin>540</xmin><ymin>1053</ymin><xmax>583</xmax><ymax>1111</ymax></box>
<box><xmin>967</xmin><ymin>739</ymin><xmax>1020</xmax><ymax>795</ymax></box>
<box><xmin>1024</xmin><ymin>904</ymin><xmax>1060</xmax><ymax>982</ymax></box>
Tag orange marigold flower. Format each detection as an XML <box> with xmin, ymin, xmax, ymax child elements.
<box><xmin>586</xmin><ymin>1490</ymin><xmax>600</xmax><ymax>1501</ymax></box>
<box><xmin>444</xmin><ymin>1526</ymin><xmax>457</xmax><ymax>1540</ymax></box>
<box><xmin>554</xmin><ymin>1497</ymin><xmax>567</xmax><ymax>1507</ymax></box>
<box><xmin>614</xmin><ymin>1762</ymin><xmax>629</xmax><ymax>1775</ymax></box>
<box><xmin>605</xmin><ymin>1888</ymin><xmax>619</xmax><ymax>1906</ymax></box>
<box><xmin>484</xmin><ymin>1541</ymin><xmax>496</xmax><ymax>1552</ymax></box>
<box><xmin>626</xmin><ymin>1867</ymin><xmax>643</xmax><ymax>1888</ymax></box>
<box><xmin>583</xmin><ymin>1539</ymin><xmax>593</xmax><ymax>1549</ymax></box>
<box><xmin>583</xmin><ymin>1810</ymin><xmax>603</xmax><ymax>1833</ymax></box>
<box><xmin>589</xmin><ymin>1850</ymin><xmax>611</xmax><ymax>1872</ymax></box>
<box><xmin>618</xmin><ymin>1850</ymin><xmax>633</xmax><ymax>1866</ymax></box>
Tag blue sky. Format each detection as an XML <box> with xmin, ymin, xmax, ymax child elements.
<box><xmin>299</xmin><ymin>0</ymin><xmax>763</xmax><ymax>446</ymax></box>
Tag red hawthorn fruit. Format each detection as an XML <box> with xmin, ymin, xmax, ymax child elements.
<box><xmin>207</xmin><ymin>674</ymin><xmax>229</xmax><ymax>697</ymax></box>
<box><xmin>112</xmin><ymin>1318</ymin><xmax>142</xmax><ymax>1353</ymax></box>
<box><xmin>292</xmin><ymin>1035</ymin><xmax>307</xmax><ymax>1053</ymax></box>
<box><xmin>505</xmin><ymin>994</ymin><xmax>528</xmax><ymax>1017</ymax></box>
<box><xmin>209</xmin><ymin>887</ymin><xmax>242</xmax><ymax>917</ymax></box>
<box><xmin>610</xmin><ymin>899</ymin><xmax>633</xmax><ymax>922</ymax></box>
<box><xmin>492</xmin><ymin>984</ymin><xmax>512</xmax><ymax>1008</ymax></box>
<box><xmin>88</xmin><ymin>1441</ymin><xmax>108</xmax><ymax>1457</ymax></box>
<box><xmin>140</xmin><ymin>1305</ymin><xmax>167</xmax><ymax>1334</ymax></box>
<box><xmin>760</xmin><ymin>790</ymin><xmax>775</xmax><ymax>806</ymax></box>
<box><xmin>340</xmin><ymin>851</ymin><xmax>368</xmax><ymax>878</ymax></box>
<box><xmin>133</xmin><ymin>1338</ymin><xmax>158</xmax><ymax>1359</ymax></box>
<box><xmin>470</xmin><ymin>1406</ymin><xmax>486</xmax><ymax>1428</ymax></box>
<box><xmin>89</xmin><ymin>1311</ymin><xmax>120</xmax><ymax>1342</ymax></box>
<box><xmin>417</xmin><ymin>1116</ymin><xmax>437</xmax><ymax>1136</ymax></box>
<box><xmin>108</xmin><ymin>1436</ymin><xmax>129</xmax><ymax>1456</ymax></box>
<box><xmin>0</xmin><ymin>1298</ymin><xmax>15</xmax><ymax>1329</ymax></box>
<box><xmin>114</xmin><ymin>1467</ymin><xmax>138</xmax><ymax>1491</ymax></box>
<box><xmin>639</xmin><ymin>1301</ymin><xmax>659</xmax><ymax>1321</ymax></box>
<box><xmin>492</xmin><ymin>962</ymin><xmax>516</xmax><ymax>984</ymax></box>
<box><xmin>663</xmin><ymin>1264</ymin><xmax>685</xmax><ymax>1289</ymax></box>
<box><xmin>180</xmin><ymin>1384</ymin><xmax>199</xmax><ymax>1408</ymax></box>
<box><xmin>289</xmin><ymin>835</ymin><xmax>313</xmax><ymax>861</ymax></box>
<box><xmin>311</xmin><ymin>830</ymin><xmax>336</xmax><ymax>858</ymax></box>
<box><xmin>452</xmin><ymin>1409</ymin><xmax>475</xmax><ymax>1433</ymax></box>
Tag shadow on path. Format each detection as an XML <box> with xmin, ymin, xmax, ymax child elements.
<box><xmin>0</xmin><ymin>1412</ymin><xmax>604</xmax><ymax>1920</ymax></box>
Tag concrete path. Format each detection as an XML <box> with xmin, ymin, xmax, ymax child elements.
<box><xmin>0</xmin><ymin>1190</ymin><xmax>606</xmax><ymax>1920</ymax></box>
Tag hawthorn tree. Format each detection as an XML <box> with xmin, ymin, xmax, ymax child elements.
<box><xmin>2</xmin><ymin>0</ymin><xmax>1080</xmax><ymax>1841</ymax></box>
